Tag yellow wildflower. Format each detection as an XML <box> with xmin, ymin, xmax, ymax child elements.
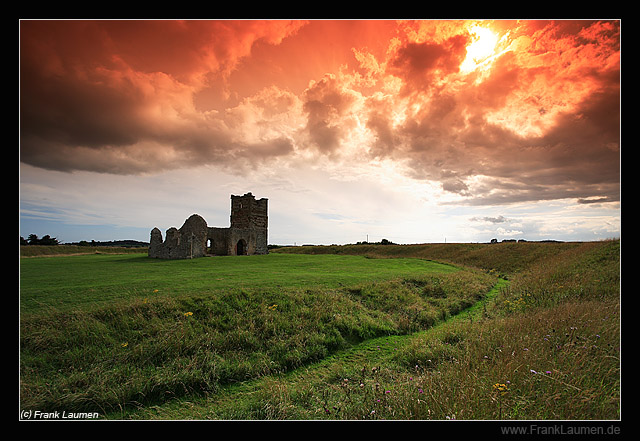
<box><xmin>492</xmin><ymin>383</ymin><xmax>509</xmax><ymax>395</ymax></box>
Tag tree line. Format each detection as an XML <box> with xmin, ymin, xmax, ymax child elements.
<box><xmin>21</xmin><ymin>234</ymin><xmax>59</xmax><ymax>245</ymax></box>
<box><xmin>20</xmin><ymin>234</ymin><xmax>149</xmax><ymax>247</ymax></box>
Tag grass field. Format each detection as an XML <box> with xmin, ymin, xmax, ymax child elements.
<box><xmin>20</xmin><ymin>253</ymin><xmax>457</xmax><ymax>314</ymax></box>
<box><xmin>19</xmin><ymin>240</ymin><xmax>620</xmax><ymax>420</ymax></box>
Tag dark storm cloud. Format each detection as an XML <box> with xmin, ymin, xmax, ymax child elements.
<box><xmin>19</xmin><ymin>20</ymin><xmax>305</xmax><ymax>175</ymax></box>
<box><xmin>19</xmin><ymin>20</ymin><xmax>620</xmax><ymax>208</ymax></box>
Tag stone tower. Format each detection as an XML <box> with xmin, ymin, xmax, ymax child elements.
<box><xmin>228</xmin><ymin>192</ymin><xmax>268</xmax><ymax>255</ymax></box>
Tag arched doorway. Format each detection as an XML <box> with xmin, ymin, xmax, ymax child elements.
<box><xmin>236</xmin><ymin>239</ymin><xmax>247</xmax><ymax>255</ymax></box>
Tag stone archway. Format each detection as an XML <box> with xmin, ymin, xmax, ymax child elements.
<box><xmin>236</xmin><ymin>239</ymin><xmax>247</xmax><ymax>255</ymax></box>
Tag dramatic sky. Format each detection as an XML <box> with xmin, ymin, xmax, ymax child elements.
<box><xmin>19</xmin><ymin>19</ymin><xmax>621</xmax><ymax>245</ymax></box>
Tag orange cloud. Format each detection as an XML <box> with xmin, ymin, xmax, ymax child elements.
<box><xmin>20</xmin><ymin>20</ymin><xmax>620</xmax><ymax>206</ymax></box>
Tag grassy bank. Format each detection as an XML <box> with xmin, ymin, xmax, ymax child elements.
<box><xmin>275</xmin><ymin>241</ymin><xmax>589</xmax><ymax>278</ymax></box>
<box><xmin>20</xmin><ymin>253</ymin><xmax>495</xmax><ymax>415</ymax></box>
<box><xmin>19</xmin><ymin>240</ymin><xmax>620</xmax><ymax>420</ymax></box>
<box><xmin>213</xmin><ymin>240</ymin><xmax>618</xmax><ymax>420</ymax></box>
<box><xmin>205</xmin><ymin>295</ymin><xmax>618</xmax><ymax>420</ymax></box>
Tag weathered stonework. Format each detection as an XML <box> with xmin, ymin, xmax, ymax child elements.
<box><xmin>149</xmin><ymin>193</ymin><xmax>268</xmax><ymax>259</ymax></box>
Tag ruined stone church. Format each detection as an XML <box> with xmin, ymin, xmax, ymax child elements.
<box><xmin>148</xmin><ymin>192</ymin><xmax>268</xmax><ymax>259</ymax></box>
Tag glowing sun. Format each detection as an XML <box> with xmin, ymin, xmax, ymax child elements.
<box><xmin>460</xmin><ymin>25</ymin><xmax>499</xmax><ymax>74</ymax></box>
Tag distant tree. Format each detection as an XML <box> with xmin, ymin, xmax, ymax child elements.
<box><xmin>39</xmin><ymin>235</ymin><xmax>59</xmax><ymax>245</ymax></box>
<box><xmin>24</xmin><ymin>234</ymin><xmax>59</xmax><ymax>245</ymax></box>
<box><xmin>20</xmin><ymin>236</ymin><xmax>28</xmax><ymax>245</ymax></box>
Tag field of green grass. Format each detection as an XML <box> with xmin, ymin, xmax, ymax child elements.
<box><xmin>20</xmin><ymin>253</ymin><xmax>457</xmax><ymax>314</ymax></box>
<box><xmin>19</xmin><ymin>240</ymin><xmax>620</xmax><ymax>421</ymax></box>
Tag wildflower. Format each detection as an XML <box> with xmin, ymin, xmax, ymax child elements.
<box><xmin>385</xmin><ymin>390</ymin><xmax>391</xmax><ymax>394</ymax></box>
<box><xmin>184</xmin><ymin>311</ymin><xmax>193</xmax><ymax>317</ymax></box>
<box><xmin>153</xmin><ymin>289</ymin><xmax>159</xmax><ymax>293</ymax></box>
<box><xmin>492</xmin><ymin>383</ymin><xmax>509</xmax><ymax>395</ymax></box>
<box><xmin>121</xmin><ymin>342</ymin><xmax>128</xmax><ymax>347</ymax></box>
<box><xmin>530</xmin><ymin>369</ymin><xmax>537</xmax><ymax>374</ymax></box>
<box><xmin>418</xmin><ymin>388</ymin><xmax>424</xmax><ymax>394</ymax></box>
<box><xmin>545</xmin><ymin>371</ymin><xmax>552</xmax><ymax>374</ymax></box>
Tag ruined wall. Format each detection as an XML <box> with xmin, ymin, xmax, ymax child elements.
<box><xmin>148</xmin><ymin>214</ymin><xmax>209</xmax><ymax>259</ymax></box>
<box><xmin>148</xmin><ymin>193</ymin><xmax>268</xmax><ymax>259</ymax></box>
<box><xmin>207</xmin><ymin>227</ymin><xmax>230</xmax><ymax>255</ymax></box>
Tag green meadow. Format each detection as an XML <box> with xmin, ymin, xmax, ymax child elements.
<box><xmin>19</xmin><ymin>240</ymin><xmax>620</xmax><ymax>420</ymax></box>
<box><xmin>19</xmin><ymin>253</ymin><xmax>457</xmax><ymax>314</ymax></box>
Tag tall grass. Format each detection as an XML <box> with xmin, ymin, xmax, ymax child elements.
<box><xmin>197</xmin><ymin>240</ymin><xmax>620</xmax><ymax>420</ymax></box>
<box><xmin>498</xmin><ymin>240</ymin><xmax>620</xmax><ymax>311</ymax></box>
<box><xmin>20</xmin><ymin>240</ymin><xmax>620</xmax><ymax>420</ymax></box>
<box><xmin>20</xmin><ymin>259</ymin><xmax>494</xmax><ymax>414</ymax></box>
<box><xmin>238</xmin><ymin>297</ymin><xmax>618</xmax><ymax>420</ymax></box>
